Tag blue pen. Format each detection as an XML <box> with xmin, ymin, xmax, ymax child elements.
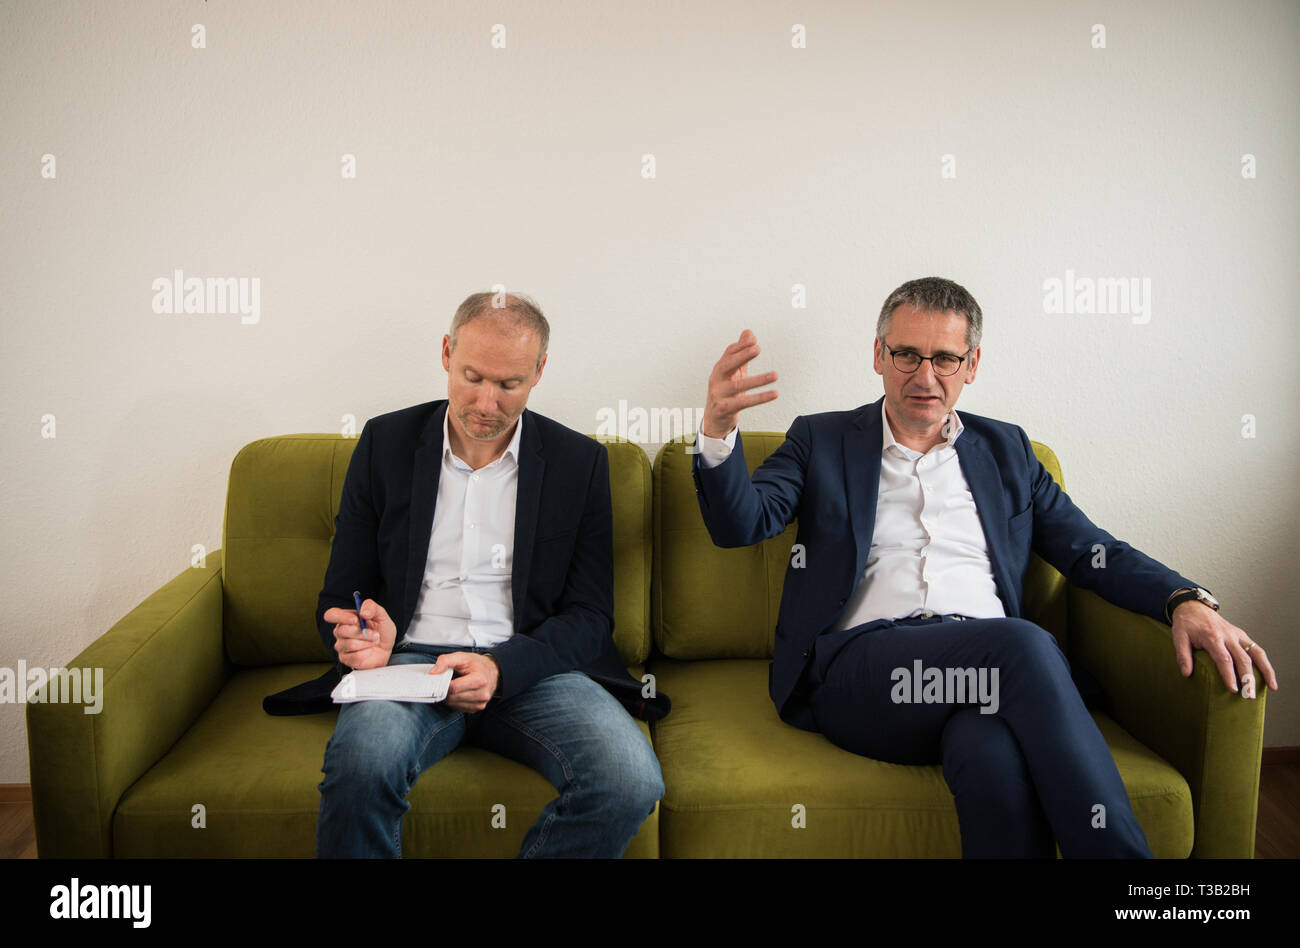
<box><xmin>353</xmin><ymin>590</ymin><xmax>369</xmax><ymax>637</ymax></box>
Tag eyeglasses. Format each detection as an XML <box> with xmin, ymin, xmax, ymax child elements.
<box><xmin>882</xmin><ymin>342</ymin><xmax>969</xmax><ymax>377</ymax></box>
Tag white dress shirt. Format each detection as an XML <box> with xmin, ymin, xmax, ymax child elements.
<box><xmin>696</xmin><ymin>402</ymin><xmax>1006</xmax><ymax>626</ymax></box>
<box><xmin>400</xmin><ymin>411</ymin><xmax>521</xmax><ymax>648</ymax></box>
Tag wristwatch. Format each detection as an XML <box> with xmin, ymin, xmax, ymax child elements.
<box><xmin>1166</xmin><ymin>586</ymin><xmax>1219</xmax><ymax>622</ymax></box>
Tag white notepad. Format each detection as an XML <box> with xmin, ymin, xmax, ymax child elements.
<box><xmin>331</xmin><ymin>665</ymin><xmax>455</xmax><ymax>704</ymax></box>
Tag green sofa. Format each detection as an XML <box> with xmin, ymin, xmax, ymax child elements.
<box><xmin>27</xmin><ymin>431</ymin><xmax>1266</xmax><ymax>857</ymax></box>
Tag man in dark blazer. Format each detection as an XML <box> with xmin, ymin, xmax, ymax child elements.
<box><xmin>309</xmin><ymin>292</ymin><xmax>666</xmax><ymax>858</ymax></box>
<box><xmin>692</xmin><ymin>276</ymin><xmax>1276</xmax><ymax>858</ymax></box>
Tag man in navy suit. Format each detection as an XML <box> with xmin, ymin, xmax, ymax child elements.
<box><xmin>692</xmin><ymin>276</ymin><xmax>1277</xmax><ymax>857</ymax></box>
<box><xmin>314</xmin><ymin>292</ymin><xmax>665</xmax><ymax>858</ymax></box>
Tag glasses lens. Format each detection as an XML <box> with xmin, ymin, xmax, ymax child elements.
<box><xmin>933</xmin><ymin>355</ymin><xmax>961</xmax><ymax>376</ymax></box>
<box><xmin>893</xmin><ymin>350</ymin><xmax>921</xmax><ymax>372</ymax></box>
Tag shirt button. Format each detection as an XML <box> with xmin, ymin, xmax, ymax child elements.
<box><xmin>472</xmin><ymin>474</ymin><xmax>480</xmax><ymax>482</ymax></box>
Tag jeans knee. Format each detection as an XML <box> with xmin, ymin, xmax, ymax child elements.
<box><xmin>622</xmin><ymin>774</ymin><xmax>665</xmax><ymax>823</ymax></box>
<box><xmin>595</xmin><ymin>746</ymin><xmax>665</xmax><ymax>819</ymax></box>
<box><xmin>637</xmin><ymin>765</ymin><xmax>667</xmax><ymax>815</ymax></box>
<box><xmin>320</xmin><ymin>734</ymin><xmax>410</xmax><ymax>800</ymax></box>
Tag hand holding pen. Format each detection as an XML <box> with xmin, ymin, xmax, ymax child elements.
<box><xmin>322</xmin><ymin>590</ymin><xmax>398</xmax><ymax>670</ymax></box>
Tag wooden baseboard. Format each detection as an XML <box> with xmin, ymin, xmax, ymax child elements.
<box><xmin>1262</xmin><ymin>747</ymin><xmax>1300</xmax><ymax>764</ymax></box>
<box><xmin>0</xmin><ymin>784</ymin><xmax>32</xmax><ymax>804</ymax></box>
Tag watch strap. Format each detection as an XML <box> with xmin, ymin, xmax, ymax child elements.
<box><xmin>1166</xmin><ymin>587</ymin><xmax>1217</xmax><ymax>622</ymax></box>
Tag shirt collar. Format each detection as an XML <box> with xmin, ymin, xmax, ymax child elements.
<box><xmin>880</xmin><ymin>399</ymin><xmax>963</xmax><ymax>456</ymax></box>
<box><xmin>442</xmin><ymin>407</ymin><xmax>524</xmax><ymax>471</ymax></box>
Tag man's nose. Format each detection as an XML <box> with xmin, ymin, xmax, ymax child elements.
<box><xmin>913</xmin><ymin>359</ymin><xmax>938</xmax><ymax>388</ymax></box>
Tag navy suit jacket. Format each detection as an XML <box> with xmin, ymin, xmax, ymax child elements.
<box><xmin>692</xmin><ymin>396</ymin><xmax>1197</xmax><ymax>731</ymax></box>
<box><xmin>266</xmin><ymin>399</ymin><xmax>669</xmax><ymax>721</ymax></box>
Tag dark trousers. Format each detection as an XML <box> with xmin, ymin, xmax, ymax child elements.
<box><xmin>806</xmin><ymin>615</ymin><xmax>1152</xmax><ymax>858</ymax></box>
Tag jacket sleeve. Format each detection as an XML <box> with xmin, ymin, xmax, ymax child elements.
<box><xmin>488</xmin><ymin>445</ymin><xmax>615</xmax><ymax>700</ymax></box>
<box><xmin>692</xmin><ymin>416</ymin><xmax>810</xmax><ymax>548</ymax></box>
<box><xmin>1020</xmin><ymin>427</ymin><xmax>1199</xmax><ymax>623</ymax></box>
<box><xmin>316</xmin><ymin>421</ymin><xmax>383</xmax><ymax>655</ymax></box>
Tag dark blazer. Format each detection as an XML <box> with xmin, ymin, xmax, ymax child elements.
<box><xmin>692</xmin><ymin>396</ymin><xmax>1197</xmax><ymax>731</ymax></box>
<box><xmin>266</xmin><ymin>399</ymin><xmax>669</xmax><ymax>721</ymax></box>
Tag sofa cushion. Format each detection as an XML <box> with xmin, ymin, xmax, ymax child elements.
<box><xmin>222</xmin><ymin>436</ymin><xmax>340</xmax><ymax>666</ymax></box>
<box><xmin>112</xmin><ymin>664</ymin><xmax>658</xmax><ymax>857</ymax></box>
<box><xmin>648</xmin><ymin>657</ymin><xmax>1193</xmax><ymax>857</ymax></box>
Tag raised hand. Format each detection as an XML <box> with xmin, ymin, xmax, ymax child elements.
<box><xmin>701</xmin><ymin>329</ymin><xmax>779</xmax><ymax>439</ymax></box>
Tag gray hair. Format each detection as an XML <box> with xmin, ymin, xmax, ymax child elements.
<box><xmin>876</xmin><ymin>277</ymin><xmax>983</xmax><ymax>352</ymax></box>
<box><xmin>448</xmin><ymin>291</ymin><xmax>550</xmax><ymax>369</ymax></box>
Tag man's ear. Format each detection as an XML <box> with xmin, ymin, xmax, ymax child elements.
<box><xmin>441</xmin><ymin>334</ymin><xmax>452</xmax><ymax>372</ymax></box>
<box><xmin>964</xmin><ymin>345</ymin><xmax>980</xmax><ymax>384</ymax></box>
<box><xmin>872</xmin><ymin>337</ymin><xmax>885</xmax><ymax>376</ymax></box>
<box><xmin>533</xmin><ymin>352</ymin><xmax>547</xmax><ymax>385</ymax></box>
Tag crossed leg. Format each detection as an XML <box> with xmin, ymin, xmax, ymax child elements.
<box><xmin>808</xmin><ymin>616</ymin><xmax>1151</xmax><ymax>858</ymax></box>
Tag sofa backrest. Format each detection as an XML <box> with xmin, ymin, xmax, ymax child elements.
<box><xmin>221</xmin><ymin>434</ymin><xmax>653</xmax><ymax>667</ymax></box>
<box><xmin>651</xmin><ymin>434</ymin><xmax>1070</xmax><ymax>659</ymax></box>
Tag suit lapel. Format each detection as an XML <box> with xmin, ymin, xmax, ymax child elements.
<box><xmin>511</xmin><ymin>411</ymin><xmax>544</xmax><ymax>631</ymax></box>
<box><xmin>845</xmin><ymin>400</ymin><xmax>883</xmax><ymax>581</ymax></box>
<box><xmin>403</xmin><ymin>401</ymin><xmax>449</xmax><ymax>631</ymax></box>
<box><xmin>954</xmin><ymin>430</ymin><xmax>1019</xmax><ymax>615</ymax></box>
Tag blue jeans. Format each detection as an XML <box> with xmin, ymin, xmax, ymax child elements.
<box><xmin>316</xmin><ymin>644</ymin><xmax>664</xmax><ymax>857</ymax></box>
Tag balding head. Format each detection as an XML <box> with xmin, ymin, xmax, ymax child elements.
<box><xmin>448</xmin><ymin>291</ymin><xmax>549</xmax><ymax>371</ymax></box>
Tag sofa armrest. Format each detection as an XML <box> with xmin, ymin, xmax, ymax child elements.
<box><xmin>26</xmin><ymin>550</ymin><xmax>229</xmax><ymax>857</ymax></box>
<box><xmin>1068</xmin><ymin>586</ymin><xmax>1266</xmax><ymax>858</ymax></box>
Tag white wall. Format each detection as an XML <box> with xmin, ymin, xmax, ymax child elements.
<box><xmin>1</xmin><ymin>0</ymin><xmax>1295</xmax><ymax>783</ymax></box>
